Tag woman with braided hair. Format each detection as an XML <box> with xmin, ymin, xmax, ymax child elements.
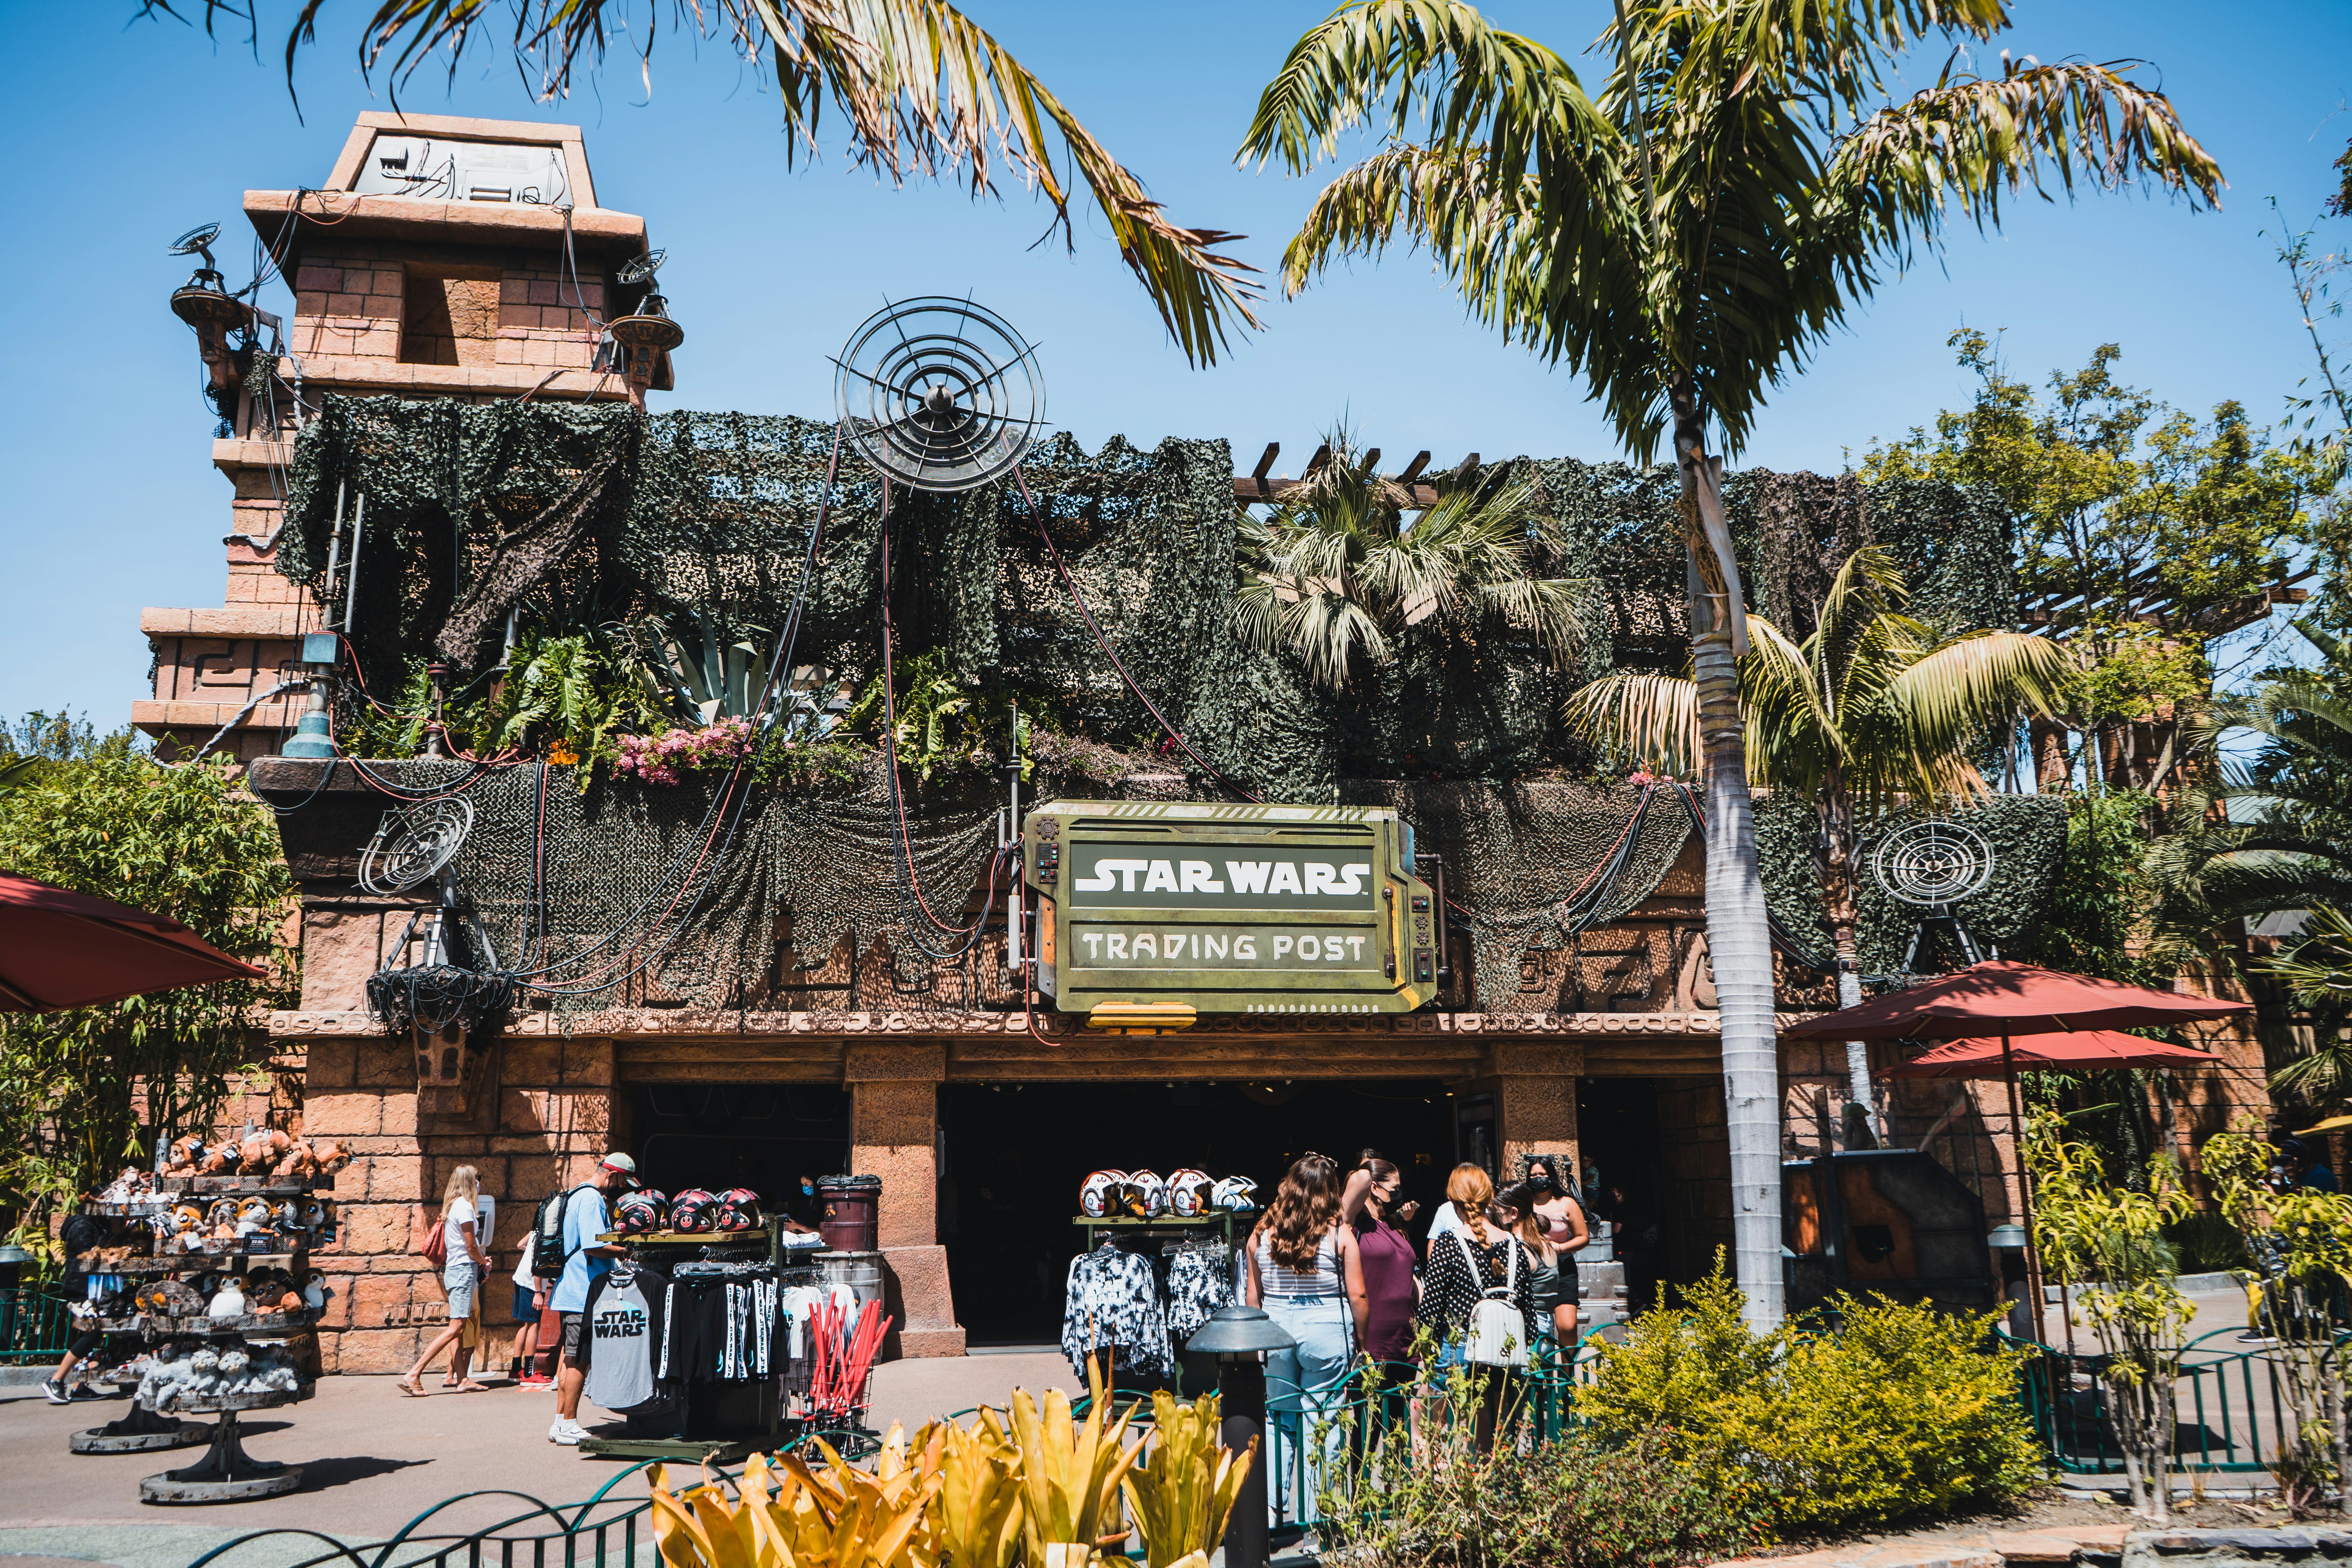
<box><xmin>1414</xmin><ymin>1163</ymin><xmax>1535</xmax><ymax>1453</ymax></box>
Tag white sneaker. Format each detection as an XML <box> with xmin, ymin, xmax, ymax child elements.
<box><xmin>548</xmin><ymin>1418</ymin><xmax>586</xmax><ymax>1445</ymax></box>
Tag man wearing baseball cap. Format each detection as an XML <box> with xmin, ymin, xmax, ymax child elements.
<box><xmin>548</xmin><ymin>1152</ymin><xmax>639</xmax><ymax>1445</ymax></box>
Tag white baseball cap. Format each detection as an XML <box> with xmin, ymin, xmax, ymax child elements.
<box><xmin>599</xmin><ymin>1153</ymin><xmax>641</xmax><ymax>1187</ymax></box>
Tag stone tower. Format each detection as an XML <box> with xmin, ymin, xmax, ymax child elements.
<box><xmin>136</xmin><ymin>113</ymin><xmax>667</xmax><ymax>763</ymax></box>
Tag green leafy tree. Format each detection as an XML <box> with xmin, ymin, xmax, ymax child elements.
<box><xmin>151</xmin><ymin>0</ymin><xmax>1259</xmax><ymax>365</ymax></box>
<box><xmin>1234</xmin><ymin>432</ymin><xmax>1589</xmax><ymax>693</ymax></box>
<box><xmin>0</xmin><ymin>727</ymin><xmax>295</xmax><ymax>1247</ymax></box>
<box><xmin>1862</xmin><ymin>331</ymin><xmax>2321</xmax><ymax>788</ymax></box>
<box><xmin>1567</xmin><ymin>545</ymin><xmax>2072</xmax><ymax>1128</ymax></box>
<box><xmin>1239</xmin><ymin>0</ymin><xmax>2216</xmax><ymax>1324</ymax></box>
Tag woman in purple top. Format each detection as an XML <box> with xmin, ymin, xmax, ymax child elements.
<box><xmin>1341</xmin><ymin>1152</ymin><xmax>1419</xmax><ymax>1365</ymax></box>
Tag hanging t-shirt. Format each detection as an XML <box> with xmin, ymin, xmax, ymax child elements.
<box><xmin>579</xmin><ymin>1265</ymin><xmax>662</xmax><ymax>1412</ymax></box>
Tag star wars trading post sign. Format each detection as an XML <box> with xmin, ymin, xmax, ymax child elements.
<box><xmin>1023</xmin><ymin>801</ymin><xmax>1440</xmax><ymax>1027</ymax></box>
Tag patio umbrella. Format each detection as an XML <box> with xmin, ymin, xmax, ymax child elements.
<box><xmin>1878</xmin><ymin>1029</ymin><xmax>2220</xmax><ymax>1078</ymax></box>
<box><xmin>0</xmin><ymin>870</ymin><xmax>268</xmax><ymax>1012</ymax></box>
<box><xmin>1784</xmin><ymin>960</ymin><xmax>2249</xmax><ymax>1345</ymax></box>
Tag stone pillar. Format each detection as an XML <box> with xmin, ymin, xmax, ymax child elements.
<box><xmin>845</xmin><ymin>1043</ymin><xmax>964</xmax><ymax>1358</ymax></box>
<box><xmin>1488</xmin><ymin>1041</ymin><xmax>1583</xmax><ymax>1181</ymax></box>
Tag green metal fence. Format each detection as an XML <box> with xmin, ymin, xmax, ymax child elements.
<box><xmin>2004</xmin><ymin>1327</ymin><xmax>2319</xmax><ymax>1476</ymax></box>
<box><xmin>0</xmin><ymin>1285</ymin><xmax>73</xmax><ymax>1365</ymax></box>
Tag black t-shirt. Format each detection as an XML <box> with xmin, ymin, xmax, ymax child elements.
<box><xmin>59</xmin><ymin>1213</ymin><xmax>107</xmax><ymax>1295</ymax></box>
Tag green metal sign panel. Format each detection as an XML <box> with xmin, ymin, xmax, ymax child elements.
<box><xmin>1024</xmin><ymin>801</ymin><xmax>1439</xmax><ymax>1015</ymax></box>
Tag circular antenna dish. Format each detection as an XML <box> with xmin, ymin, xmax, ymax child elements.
<box><xmin>359</xmin><ymin>799</ymin><xmax>475</xmax><ymax>895</ymax></box>
<box><xmin>619</xmin><ymin>249</ymin><xmax>666</xmax><ymax>286</ymax></box>
<box><xmin>833</xmin><ymin>297</ymin><xmax>1045</xmax><ymax>493</ymax></box>
<box><xmin>169</xmin><ymin>222</ymin><xmax>221</xmax><ymax>258</ymax></box>
<box><xmin>1872</xmin><ymin>818</ymin><xmax>1995</xmax><ymax>908</ymax></box>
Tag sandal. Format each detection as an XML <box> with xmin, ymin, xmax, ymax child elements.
<box><xmin>397</xmin><ymin>1378</ymin><xmax>426</xmax><ymax>1397</ymax></box>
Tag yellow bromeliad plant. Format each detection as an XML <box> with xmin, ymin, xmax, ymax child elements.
<box><xmin>649</xmin><ymin>1372</ymin><xmax>1250</xmax><ymax>1568</ymax></box>
<box><xmin>1121</xmin><ymin>1391</ymin><xmax>1254</xmax><ymax>1568</ymax></box>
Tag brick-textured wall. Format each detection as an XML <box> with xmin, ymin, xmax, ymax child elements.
<box><xmin>299</xmin><ymin>1033</ymin><xmax>618</xmax><ymax>1374</ymax></box>
<box><xmin>291</xmin><ymin>244</ymin><xmax>604</xmax><ymax>373</ymax></box>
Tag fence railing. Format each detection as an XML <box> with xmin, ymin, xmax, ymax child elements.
<box><xmin>0</xmin><ymin>1285</ymin><xmax>72</xmax><ymax>1365</ymax></box>
<box><xmin>2004</xmin><ymin>1327</ymin><xmax>2327</xmax><ymax>1476</ymax></box>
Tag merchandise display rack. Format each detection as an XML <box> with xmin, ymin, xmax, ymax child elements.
<box><xmin>1072</xmin><ymin>1212</ymin><xmax>1241</xmax><ymax>1252</ymax></box>
<box><xmin>63</xmin><ymin>1174</ymin><xmax>335</xmax><ymax>1503</ymax></box>
<box><xmin>579</xmin><ymin>1221</ymin><xmax>791</xmax><ymax>1464</ymax></box>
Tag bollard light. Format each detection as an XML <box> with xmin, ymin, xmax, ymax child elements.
<box><xmin>1185</xmin><ymin>1305</ymin><xmax>1298</xmax><ymax>1568</ymax></box>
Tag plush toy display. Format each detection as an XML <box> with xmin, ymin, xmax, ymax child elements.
<box><xmin>134</xmin><ymin>1339</ymin><xmax>303</xmax><ymax>1410</ymax></box>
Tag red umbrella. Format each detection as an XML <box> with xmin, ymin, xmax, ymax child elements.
<box><xmin>1785</xmin><ymin>960</ymin><xmax>2249</xmax><ymax>1347</ymax></box>
<box><xmin>0</xmin><ymin>871</ymin><xmax>269</xmax><ymax>1012</ymax></box>
<box><xmin>1781</xmin><ymin>959</ymin><xmax>2249</xmax><ymax>1040</ymax></box>
<box><xmin>1879</xmin><ymin>1029</ymin><xmax>2221</xmax><ymax>1079</ymax></box>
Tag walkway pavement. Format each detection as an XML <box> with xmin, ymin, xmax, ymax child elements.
<box><xmin>0</xmin><ymin>1354</ymin><xmax>1087</xmax><ymax>1568</ymax></box>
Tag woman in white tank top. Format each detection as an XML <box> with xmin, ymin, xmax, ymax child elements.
<box><xmin>1244</xmin><ymin>1154</ymin><xmax>1370</xmax><ymax>1519</ymax></box>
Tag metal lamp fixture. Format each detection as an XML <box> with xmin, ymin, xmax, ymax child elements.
<box><xmin>607</xmin><ymin>250</ymin><xmax>683</xmax><ymax>408</ymax></box>
<box><xmin>1185</xmin><ymin>1304</ymin><xmax>1296</xmax><ymax>1568</ymax></box>
<box><xmin>1987</xmin><ymin>1224</ymin><xmax>2028</xmax><ymax>1250</ymax></box>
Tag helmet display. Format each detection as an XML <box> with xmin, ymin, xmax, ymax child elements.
<box><xmin>1079</xmin><ymin>1171</ymin><xmax>1127</xmax><ymax>1219</ymax></box>
<box><xmin>1210</xmin><ymin>1176</ymin><xmax>1260</xmax><ymax>1213</ymax></box>
<box><xmin>1123</xmin><ymin>1170</ymin><xmax>1167</xmax><ymax>1219</ymax></box>
<box><xmin>714</xmin><ymin>1188</ymin><xmax>761</xmax><ymax>1232</ymax></box>
<box><xmin>668</xmin><ymin>1188</ymin><xmax>719</xmax><ymax>1234</ymax></box>
<box><xmin>1166</xmin><ymin>1169</ymin><xmax>1211</xmax><ymax>1217</ymax></box>
<box><xmin>613</xmin><ymin>1189</ymin><xmax>669</xmax><ymax>1235</ymax></box>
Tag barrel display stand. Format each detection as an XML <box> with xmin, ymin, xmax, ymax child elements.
<box><xmin>139</xmin><ymin>1387</ymin><xmax>310</xmax><ymax>1504</ymax></box>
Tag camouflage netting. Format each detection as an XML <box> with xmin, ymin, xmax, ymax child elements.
<box><xmin>278</xmin><ymin>397</ymin><xmax>2040</xmax><ymax>1017</ymax></box>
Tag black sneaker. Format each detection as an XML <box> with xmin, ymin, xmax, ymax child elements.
<box><xmin>68</xmin><ymin>1383</ymin><xmax>103</xmax><ymax>1400</ymax></box>
<box><xmin>40</xmin><ymin>1378</ymin><xmax>69</xmax><ymax>1406</ymax></box>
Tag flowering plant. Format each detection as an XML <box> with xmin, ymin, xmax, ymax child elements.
<box><xmin>614</xmin><ymin>717</ymin><xmax>752</xmax><ymax>785</ymax></box>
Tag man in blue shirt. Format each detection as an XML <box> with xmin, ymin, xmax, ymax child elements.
<box><xmin>549</xmin><ymin>1154</ymin><xmax>639</xmax><ymax>1446</ymax></box>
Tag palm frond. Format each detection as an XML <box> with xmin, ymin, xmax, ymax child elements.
<box><xmin>1562</xmin><ymin>671</ymin><xmax>1699</xmax><ymax>779</ymax></box>
<box><xmin>1877</xmin><ymin>629</ymin><xmax>2075</xmax><ymax>780</ymax></box>
<box><xmin>244</xmin><ymin>0</ymin><xmax>1260</xmax><ymax>365</ymax></box>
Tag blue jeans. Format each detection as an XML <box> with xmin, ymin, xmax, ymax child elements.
<box><xmin>1261</xmin><ymin>1295</ymin><xmax>1354</xmax><ymax>1524</ymax></box>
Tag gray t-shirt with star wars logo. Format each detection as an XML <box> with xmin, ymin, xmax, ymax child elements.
<box><xmin>579</xmin><ymin>1266</ymin><xmax>659</xmax><ymax>1413</ymax></box>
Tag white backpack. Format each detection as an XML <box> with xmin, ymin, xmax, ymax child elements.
<box><xmin>1453</xmin><ymin>1230</ymin><xmax>1528</xmax><ymax>1368</ymax></box>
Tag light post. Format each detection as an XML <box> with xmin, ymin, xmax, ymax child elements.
<box><xmin>1185</xmin><ymin>1304</ymin><xmax>1297</xmax><ymax>1568</ymax></box>
<box><xmin>1988</xmin><ymin>1224</ymin><xmax>2031</xmax><ymax>1340</ymax></box>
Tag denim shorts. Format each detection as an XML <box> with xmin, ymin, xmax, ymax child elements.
<box><xmin>512</xmin><ymin>1284</ymin><xmax>541</xmax><ymax>1323</ymax></box>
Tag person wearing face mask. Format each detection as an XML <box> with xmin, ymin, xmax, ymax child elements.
<box><xmin>782</xmin><ymin>1173</ymin><xmax>824</xmax><ymax>1234</ymax></box>
<box><xmin>1339</xmin><ymin>1150</ymin><xmax>1419</xmax><ymax>1370</ymax></box>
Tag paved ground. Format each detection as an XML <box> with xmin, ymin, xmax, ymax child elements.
<box><xmin>0</xmin><ymin>1352</ymin><xmax>1085</xmax><ymax>1568</ymax></box>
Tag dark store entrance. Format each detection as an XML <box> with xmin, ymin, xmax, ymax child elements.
<box><xmin>1577</xmin><ymin>1076</ymin><xmax>1732</xmax><ymax>1312</ymax></box>
<box><xmin>627</xmin><ymin>1082</ymin><xmax>851</xmax><ymax>1203</ymax></box>
<box><xmin>939</xmin><ymin>1079</ymin><xmax>1458</xmax><ymax>1345</ymax></box>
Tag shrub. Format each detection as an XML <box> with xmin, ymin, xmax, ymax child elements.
<box><xmin>1319</xmin><ymin>1364</ymin><xmax>1764</xmax><ymax>1568</ymax></box>
<box><xmin>1577</xmin><ymin>1266</ymin><xmax>2043</xmax><ymax>1532</ymax></box>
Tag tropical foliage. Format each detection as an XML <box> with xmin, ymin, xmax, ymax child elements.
<box><xmin>1862</xmin><ymin>330</ymin><xmax>2324</xmax><ymax>788</ymax></box>
<box><xmin>0</xmin><ymin>722</ymin><xmax>296</xmax><ymax>1245</ymax></box>
<box><xmin>1234</xmin><ymin>434</ymin><xmax>1589</xmax><ymax>693</ymax></box>
<box><xmin>1241</xmin><ymin>0</ymin><xmax>2216</xmax><ymax>1325</ymax></box>
<box><xmin>2028</xmin><ymin>1113</ymin><xmax>2194</xmax><ymax>1521</ymax></box>
<box><xmin>1574</xmin><ymin>1266</ymin><xmax>2039</xmax><ymax>1532</ymax></box>
<box><xmin>149</xmin><ymin>0</ymin><xmax>1259</xmax><ymax>366</ymax></box>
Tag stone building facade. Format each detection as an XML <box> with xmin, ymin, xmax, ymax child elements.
<box><xmin>142</xmin><ymin>115</ymin><xmax>2274</xmax><ymax>1376</ymax></box>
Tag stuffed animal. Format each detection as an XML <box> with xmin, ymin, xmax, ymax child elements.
<box><xmin>196</xmin><ymin>1140</ymin><xmax>237</xmax><ymax>1176</ymax></box>
<box><xmin>163</xmin><ymin>1135</ymin><xmax>207</xmax><ymax>1176</ymax></box>
<box><xmin>234</xmin><ymin>1197</ymin><xmax>274</xmax><ymax>1236</ymax></box>
<box><xmin>207</xmin><ymin>1279</ymin><xmax>247</xmax><ymax>1319</ymax></box>
<box><xmin>311</xmin><ymin>1140</ymin><xmax>352</xmax><ymax>1176</ymax></box>
<box><xmin>237</xmin><ymin>1129</ymin><xmax>290</xmax><ymax>1175</ymax></box>
<box><xmin>300</xmin><ymin>1273</ymin><xmax>332</xmax><ymax>1312</ymax></box>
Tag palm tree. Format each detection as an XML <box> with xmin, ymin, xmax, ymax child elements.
<box><xmin>1234</xmin><ymin>433</ymin><xmax>1588</xmax><ymax>692</ymax></box>
<box><xmin>157</xmin><ymin>0</ymin><xmax>1260</xmax><ymax>365</ymax></box>
<box><xmin>1567</xmin><ymin>546</ymin><xmax>2075</xmax><ymax>1122</ymax></box>
<box><xmin>1241</xmin><ymin>0</ymin><xmax>2218</xmax><ymax>1322</ymax></box>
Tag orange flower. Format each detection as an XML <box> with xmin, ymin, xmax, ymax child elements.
<box><xmin>546</xmin><ymin>740</ymin><xmax>580</xmax><ymax>766</ymax></box>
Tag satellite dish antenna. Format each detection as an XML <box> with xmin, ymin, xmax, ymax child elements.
<box><xmin>1871</xmin><ymin>816</ymin><xmax>1995</xmax><ymax>972</ymax></box>
<box><xmin>833</xmin><ymin>297</ymin><xmax>1045</xmax><ymax>493</ymax></box>
<box><xmin>619</xmin><ymin>249</ymin><xmax>666</xmax><ymax>289</ymax></box>
<box><xmin>169</xmin><ymin>222</ymin><xmax>221</xmax><ymax>269</ymax></box>
<box><xmin>358</xmin><ymin>799</ymin><xmax>474</xmax><ymax>896</ymax></box>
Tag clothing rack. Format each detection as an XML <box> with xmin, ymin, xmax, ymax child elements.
<box><xmin>577</xmin><ymin>1228</ymin><xmax>791</xmax><ymax>1463</ymax></box>
<box><xmin>1071</xmin><ymin>1212</ymin><xmax>1240</xmax><ymax>1254</ymax></box>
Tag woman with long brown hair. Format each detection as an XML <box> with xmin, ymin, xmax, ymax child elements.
<box><xmin>1245</xmin><ymin>1153</ymin><xmax>1370</xmax><ymax>1514</ymax></box>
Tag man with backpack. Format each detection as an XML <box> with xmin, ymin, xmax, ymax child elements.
<box><xmin>534</xmin><ymin>1153</ymin><xmax>639</xmax><ymax>1446</ymax></box>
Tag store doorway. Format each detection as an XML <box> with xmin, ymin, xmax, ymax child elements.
<box><xmin>627</xmin><ymin>1083</ymin><xmax>851</xmax><ymax>1209</ymax></box>
<box><xmin>939</xmin><ymin>1078</ymin><xmax>1457</xmax><ymax>1345</ymax></box>
<box><xmin>1577</xmin><ymin>1077</ymin><xmax>1732</xmax><ymax>1312</ymax></box>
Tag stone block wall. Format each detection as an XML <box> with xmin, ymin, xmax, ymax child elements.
<box><xmin>292</xmin><ymin>245</ymin><xmax>604</xmax><ymax>374</ymax></box>
<box><xmin>297</xmin><ymin>1031</ymin><xmax>617</xmax><ymax>1374</ymax></box>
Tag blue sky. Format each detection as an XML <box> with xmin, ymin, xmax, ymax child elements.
<box><xmin>2</xmin><ymin>0</ymin><xmax>2347</xmax><ymax>729</ymax></box>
